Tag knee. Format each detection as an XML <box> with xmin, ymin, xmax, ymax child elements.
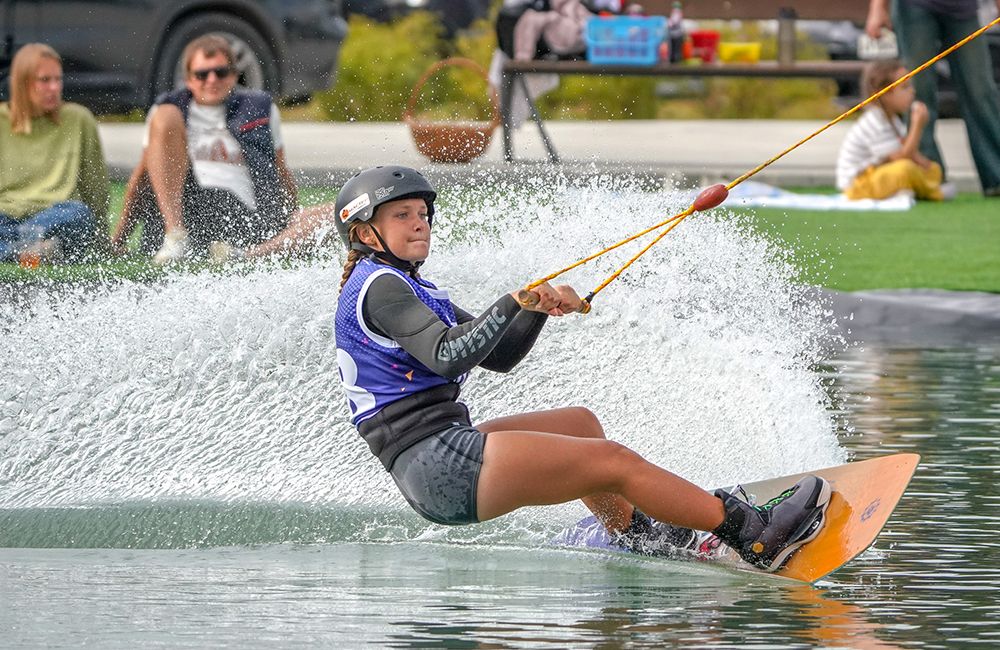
<box><xmin>887</xmin><ymin>158</ymin><xmax>922</xmax><ymax>182</ymax></box>
<box><xmin>566</xmin><ymin>406</ymin><xmax>605</xmax><ymax>439</ymax></box>
<box><xmin>900</xmin><ymin>159</ymin><xmax>921</xmax><ymax>175</ymax></box>
<box><xmin>148</xmin><ymin>105</ymin><xmax>186</xmax><ymax>145</ymax></box>
<box><xmin>594</xmin><ymin>439</ymin><xmax>644</xmax><ymax>488</ymax></box>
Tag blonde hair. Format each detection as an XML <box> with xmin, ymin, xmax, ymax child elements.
<box><xmin>7</xmin><ymin>43</ymin><xmax>62</xmax><ymax>135</ymax></box>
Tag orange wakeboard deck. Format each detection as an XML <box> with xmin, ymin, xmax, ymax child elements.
<box><xmin>714</xmin><ymin>453</ymin><xmax>920</xmax><ymax>582</ymax></box>
<box><xmin>554</xmin><ymin>453</ymin><xmax>920</xmax><ymax>583</ymax></box>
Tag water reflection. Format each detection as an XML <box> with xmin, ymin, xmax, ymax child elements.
<box><xmin>824</xmin><ymin>343</ymin><xmax>1000</xmax><ymax>646</ymax></box>
<box><xmin>2</xmin><ymin>339</ymin><xmax>998</xmax><ymax>647</ymax></box>
<box><xmin>378</xmin><ymin>550</ymin><xmax>907</xmax><ymax>649</ymax></box>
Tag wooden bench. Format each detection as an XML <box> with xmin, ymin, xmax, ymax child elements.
<box><xmin>501</xmin><ymin>0</ymin><xmax>869</xmax><ymax>163</ymax></box>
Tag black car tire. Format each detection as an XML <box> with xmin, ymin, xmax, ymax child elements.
<box><xmin>152</xmin><ymin>11</ymin><xmax>280</xmax><ymax>102</ymax></box>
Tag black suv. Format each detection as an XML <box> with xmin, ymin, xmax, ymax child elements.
<box><xmin>0</xmin><ymin>0</ymin><xmax>348</xmax><ymax>113</ymax></box>
<box><xmin>343</xmin><ymin>0</ymin><xmax>489</xmax><ymax>36</ymax></box>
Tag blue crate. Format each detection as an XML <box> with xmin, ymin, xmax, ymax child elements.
<box><xmin>586</xmin><ymin>16</ymin><xmax>667</xmax><ymax>66</ymax></box>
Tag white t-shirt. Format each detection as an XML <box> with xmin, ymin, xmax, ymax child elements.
<box><xmin>835</xmin><ymin>106</ymin><xmax>905</xmax><ymax>190</ymax></box>
<box><xmin>143</xmin><ymin>100</ymin><xmax>284</xmax><ymax>211</ymax></box>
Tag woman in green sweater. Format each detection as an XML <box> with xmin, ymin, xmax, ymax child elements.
<box><xmin>0</xmin><ymin>43</ymin><xmax>109</xmax><ymax>263</ymax></box>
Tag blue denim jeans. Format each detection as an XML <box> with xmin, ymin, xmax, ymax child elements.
<box><xmin>892</xmin><ymin>0</ymin><xmax>1000</xmax><ymax>192</ymax></box>
<box><xmin>0</xmin><ymin>201</ymin><xmax>95</xmax><ymax>262</ymax></box>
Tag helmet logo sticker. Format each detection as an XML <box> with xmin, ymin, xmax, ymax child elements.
<box><xmin>340</xmin><ymin>193</ymin><xmax>371</xmax><ymax>222</ymax></box>
<box><xmin>374</xmin><ymin>185</ymin><xmax>395</xmax><ymax>201</ymax></box>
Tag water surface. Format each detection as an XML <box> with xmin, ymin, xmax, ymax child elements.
<box><xmin>2</xmin><ymin>179</ymin><xmax>997</xmax><ymax>647</ymax></box>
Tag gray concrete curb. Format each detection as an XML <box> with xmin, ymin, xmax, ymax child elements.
<box><xmin>821</xmin><ymin>288</ymin><xmax>1000</xmax><ymax>344</ymax></box>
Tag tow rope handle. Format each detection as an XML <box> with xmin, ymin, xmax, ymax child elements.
<box><xmin>516</xmin><ymin>289</ymin><xmax>594</xmax><ymax>314</ymax></box>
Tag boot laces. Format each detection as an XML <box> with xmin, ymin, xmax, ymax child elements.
<box><xmin>758</xmin><ymin>484</ymin><xmax>799</xmax><ymax>512</ymax></box>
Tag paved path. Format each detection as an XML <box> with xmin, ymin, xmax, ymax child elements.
<box><xmin>97</xmin><ymin>119</ymin><xmax>998</xmax><ymax>340</ymax></box>
<box><xmin>98</xmin><ymin>118</ymin><xmax>981</xmax><ymax>190</ymax></box>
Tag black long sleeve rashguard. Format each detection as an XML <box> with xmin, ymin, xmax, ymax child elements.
<box><xmin>361</xmin><ymin>273</ymin><xmax>548</xmax><ymax>379</ymax></box>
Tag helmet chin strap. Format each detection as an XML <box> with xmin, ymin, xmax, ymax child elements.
<box><xmin>368</xmin><ymin>225</ymin><xmax>423</xmax><ymax>277</ymax></box>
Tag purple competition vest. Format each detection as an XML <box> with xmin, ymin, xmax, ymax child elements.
<box><xmin>335</xmin><ymin>258</ymin><xmax>464</xmax><ymax>425</ymax></box>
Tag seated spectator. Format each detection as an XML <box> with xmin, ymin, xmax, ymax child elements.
<box><xmin>502</xmin><ymin>0</ymin><xmax>592</xmax><ymax>62</ymax></box>
<box><xmin>111</xmin><ymin>34</ymin><xmax>297</xmax><ymax>265</ymax></box>
<box><xmin>0</xmin><ymin>43</ymin><xmax>109</xmax><ymax>264</ymax></box>
<box><xmin>209</xmin><ymin>202</ymin><xmax>339</xmax><ymax>261</ymax></box>
<box><xmin>491</xmin><ymin>0</ymin><xmax>594</xmax><ymax>131</ymax></box>
<box><xmin>836</xmin><ymin>59</ymin><xmax>943</xmax><ymax>202</ymax></box>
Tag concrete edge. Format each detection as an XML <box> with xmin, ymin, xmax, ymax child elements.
<box><xmin>819</xmin><ymin>288</ymin><xmax>1000</xmax><ymax>345</ymax></box>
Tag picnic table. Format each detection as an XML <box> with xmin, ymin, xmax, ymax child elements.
<box><xmin>500</xmin><ymin>59</ymin><xmax>866</xmax><ymax>163</ymax></box>
<box><xmin>500</xmin><ymin>0</ymin><xmax>869</xmax><ymax>163</ymax></box>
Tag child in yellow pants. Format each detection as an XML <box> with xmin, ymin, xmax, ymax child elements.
<box><xmin>836</xmin><ymin>59</ymin><xmax>944</xmax><ymax>201</ymax></box>
<box><xmin>846</xmin><ymin>157</ymin><xmax>943</xmax><ymax>201</ymax></box>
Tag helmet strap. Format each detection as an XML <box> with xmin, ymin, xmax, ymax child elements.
<box><xmin>368</xmin><ymin>225</ymin><xmax>423</xmax><ymax>277</ymax></box>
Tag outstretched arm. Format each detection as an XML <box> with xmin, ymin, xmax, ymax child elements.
<box><xmin>244</xmin><ymin>203</ymin><xmax>335</xmax><ymax>258</ymax></box>
<box><xmin>453</xmin><ymin>303</ymin><xmax>548</xmax><ymax>373</ymax></box>
<box><xmin>363</xmin><ymin>274</ymin><xmax>527</xmax><ymax>379</ymax></box>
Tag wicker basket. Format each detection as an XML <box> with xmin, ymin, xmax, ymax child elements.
<box><xmin>404</xmin><ymin>58</ymin><xmax>500</xmax><ymax>164</ymax></box>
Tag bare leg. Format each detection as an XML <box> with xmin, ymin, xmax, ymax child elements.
<box><xmin>145</xmin><ymin>104</ymin><xmax>189</xmax><ymax>235</ymax></box>
<box><xmin>478</xmin><ymin>407</ymin><xmax>633</xmax><ymax>532</ymax></box>
<box><xmin>513</xmin><ymin>10</ymin><xmax>557</xmax><ymax>61</ymax></box>
<box><xmin>476</xmin><ymin>429</ymin><xmax>726</xmax><ymax>532</ymax></box>
<box><xmin>244</xmin><ymin>203</ymin><xmax>336</xmax><ymax>258</ymax></box>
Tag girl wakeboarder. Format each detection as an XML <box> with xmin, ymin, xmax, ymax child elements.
<box><xmin>332</xmin><ymin>165</ymin><xmax>830</xmax><ymax>571</ymax></box>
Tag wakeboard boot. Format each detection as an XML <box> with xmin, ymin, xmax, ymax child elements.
<box><xmin>611</xmin><ymin>508</ymin><xmax>698</xmax><ymax>557</ymax></box>
<box><xmin>712</xmin><ymin>475</ymin><xmax>831</xmax><ymax>571</ymax></box>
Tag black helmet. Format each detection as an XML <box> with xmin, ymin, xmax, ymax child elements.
<box><xmin>334</xmin><ymin>165</ymin><xmax>437</xmax><ymax>253</ymax></box>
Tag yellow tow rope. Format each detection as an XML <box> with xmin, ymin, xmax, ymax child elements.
<box><xmin>519</xmin><ymin>16</ymin><xmax>1000</xmax><ymax>314</ymax></box>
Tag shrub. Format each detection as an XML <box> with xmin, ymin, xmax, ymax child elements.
<box><xmin>314</xmin><ymin>13</ymin><xmax>446</xmax><ymax>122</ymax></box>
<box><xmin>310</xmin><ymin>11</ymin><xmax>838</xmax><ymax>122</ymax></box>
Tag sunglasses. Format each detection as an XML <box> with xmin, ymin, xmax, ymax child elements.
<box><xmin>190</xmin><ymin>65</ymin><xmax>234</xmax><ymax>82</ymax></box>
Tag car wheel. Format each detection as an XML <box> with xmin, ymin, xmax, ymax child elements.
<box><xmin>152</xmin><ymin>12</ymin><xmax>279</xmax><ymax>102</ymax></box>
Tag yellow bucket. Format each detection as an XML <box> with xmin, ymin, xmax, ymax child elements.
<box><xmin>718</xmin><ymin>42</ymin><xmax>762</xmax><ymax>63</ymax></box>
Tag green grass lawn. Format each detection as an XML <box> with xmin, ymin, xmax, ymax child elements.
<box><xmin>0</xmin><ymin>184</ymin><xmax>340</xmax><ymax>284</ymax></box>
<box><xmin>3</xmin><ymin>183</ymin><xmax>997</xmax><ymax>293</ymax></box>
<box><xmin>738</xmin><ymin>193</ymin><xmax>999</xmax><ymax>293</ymax></box>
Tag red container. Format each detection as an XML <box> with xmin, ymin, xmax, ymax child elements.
<box><xmin>689</xmin><ymin>30</ymin><xmax>720</xmax><ymax>63</ymax></box>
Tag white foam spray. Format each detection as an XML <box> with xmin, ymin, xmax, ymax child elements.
<box><xmin>0</xmin><ymin>173</ymin><xmax>846</xmax><ymax>545</ymax></box>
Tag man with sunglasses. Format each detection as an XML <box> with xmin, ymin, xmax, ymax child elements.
<box><xmin>112</xmin><ymin>34</ymin><xmax>297</xmax><ymax>263</ymax></box>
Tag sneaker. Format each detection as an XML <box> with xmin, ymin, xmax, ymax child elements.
<box><xmin>712</xmin><ymin>475</ymin><xmax>831</xmax><ymax>571</ymax></box>
<box><xmin>18</xmin><ymin>237</ymin><xmax>63</xmax><ymax>268</ymax></box>
<box><xmin>940</xmin><ymin>182</ymin><xmax>958</xmax><ymax>201</ymax></box>
<box><xmin>152</xmin><ymin>229</ymin><xmax>191</xmax><ymax>266</ymax></box>
<box><xmin>208</xmin><ymin>240</ymin><xmax>246</xmax><ymax>263</ymax></box>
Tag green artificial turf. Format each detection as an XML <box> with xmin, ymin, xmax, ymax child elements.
<box><xmin>2</xmin><ymin>183</ymin><xmax>997</xmax><ymax>293</ymax></box>
<box><xmin>737</xmin><ymin>193</ymin><xmax>999</xmax><ymax>293</ymax></box>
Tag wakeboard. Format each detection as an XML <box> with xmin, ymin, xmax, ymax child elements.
<box><xmin>552</xmin><ymin>453</ymin><xmax>920</xmax><ymax>583</ymax></box>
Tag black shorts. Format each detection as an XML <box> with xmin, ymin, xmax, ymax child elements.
<box><xmin>135</xmin><ymin>170</ymin><xmax>288</xmax><ymax>255</ymax></box>
<box><xmin>389</xmin><ymin>425</ymin><xmax>486</xmax><ymax>526</ymax></box>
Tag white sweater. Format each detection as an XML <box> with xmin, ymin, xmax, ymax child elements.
<box><xmin>836</xmin><ymin>107</ymin><xmax>906</xmax><ymax>190</ymax></box>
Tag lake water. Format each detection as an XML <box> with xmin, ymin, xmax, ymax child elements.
<box><xmin>2</xmin><ymin>180</ymin><xmax>997</xmax><ymax>647</ymax></box>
